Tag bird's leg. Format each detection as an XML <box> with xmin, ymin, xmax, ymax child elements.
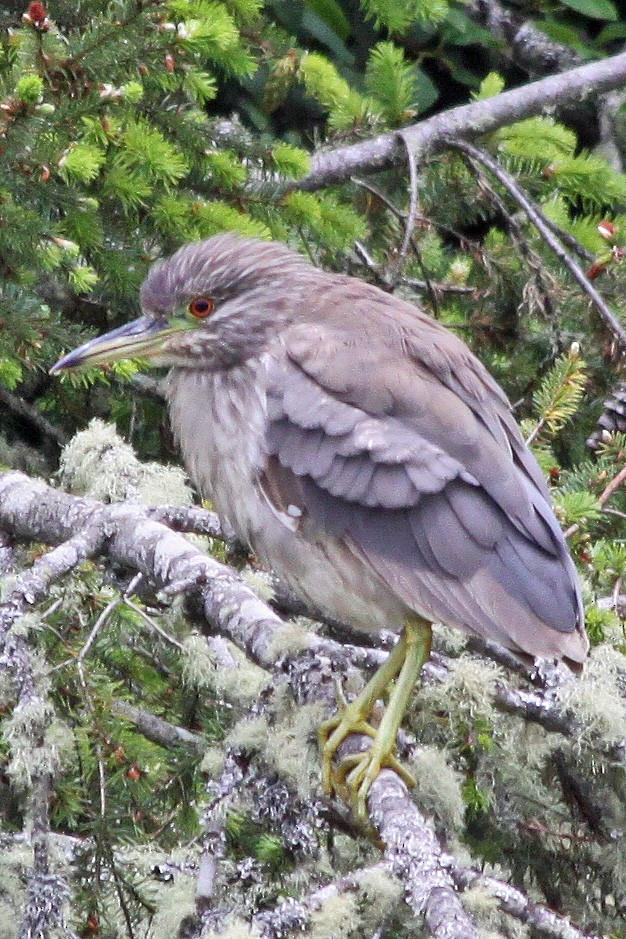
<box><xmin>319</xmin><ymin>615</ymin><xmax>432</xmax><ymax>820</ymax></box>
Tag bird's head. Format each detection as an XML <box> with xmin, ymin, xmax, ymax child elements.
<box><xmin>50</xmin><ymin>234</ymin><xmax>311</xmax><ymax>374</ymax></box>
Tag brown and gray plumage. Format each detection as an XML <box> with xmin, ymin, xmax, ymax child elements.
<box><xmin>52</xmin><ymin>234</ymin><xmax>588</xmax><ymax>814</ymax></box>
<box><xmin>52</xmin><ymin>233</ymin><xmax>588</xmax><ymax>667</ymax></box>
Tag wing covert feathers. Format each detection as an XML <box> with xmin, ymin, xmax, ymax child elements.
<box><xmin>262</xmin><ymin>289</ymin><xmax>588</xmax><ymax>666</ymax></box>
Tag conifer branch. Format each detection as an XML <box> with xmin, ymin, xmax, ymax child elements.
<box><xmin>292</xmin><ymin>51</ymin><xmax>626</xmax><ymax>192</ymax></box>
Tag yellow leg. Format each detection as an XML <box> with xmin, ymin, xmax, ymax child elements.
<box><xmin>319</xmin><ymin>615</ymin><xmax>432</xmax><ymax>820</ymax></box>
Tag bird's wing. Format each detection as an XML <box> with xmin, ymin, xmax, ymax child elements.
<box><xmin>261</xmin><ymin>305</ymin><xmax>587</xmax><ymax>664</ymax></box>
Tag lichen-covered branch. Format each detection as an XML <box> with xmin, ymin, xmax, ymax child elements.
<box><xmin>368</xmin><ymin>770</ymin><xmax>479</xmax><ymax>939</ymax></box>
<box><xmin>0</xmin><ymin>468</ymin><xmax>623</xmax><ymax>939</ymax></box>
<box><xmin>451</xmin><ymin>863</ymin><xmax>600</xmax><ymax>939</ymax></box>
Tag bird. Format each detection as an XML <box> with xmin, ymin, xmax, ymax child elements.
<box><xmin>51</xmin><ymin>233</ymin><xmax>588</xmax><ymax>818</ymax></box>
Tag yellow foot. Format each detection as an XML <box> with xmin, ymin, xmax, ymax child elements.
<box><xmin>339</xmin><ymin>746</ymin><xmax>416</xmax><ymax>820</ymax></box>
<box><xmin>318</xmin><ymin>616</ymin><xmax>432</xmax><ymax>822</ymax></box>
<box><xmin>318</xmin><ymin>698</ymin><xmax>377</xmax><ymax>797</ymax></box>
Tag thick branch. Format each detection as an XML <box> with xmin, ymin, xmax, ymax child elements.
<box><xmin>288</xmin><ymin>51</ymin><xmax>626</xmax><ymax>192</ymax></box>
<box><xmin>368</xmin><ymin>770</ymin><xmax>479</xmax><ymax>938</ymax></box>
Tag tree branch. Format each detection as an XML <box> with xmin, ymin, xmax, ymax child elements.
<box><xmin>288</xmin><ymin>51</ymin><xmax>626</xmax><ymax>192</ymax></box>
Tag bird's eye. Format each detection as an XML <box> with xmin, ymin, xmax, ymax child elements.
<box><xmin>188</xmin><ymin>297</ymin><xmax>214</xmax><ymax>319</ymax></box>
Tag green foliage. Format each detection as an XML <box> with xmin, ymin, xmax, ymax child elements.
<box><xmin>299</xmin><ymin>52</ymin><xmax>375</xmax><ymax>130</ymax></box>
<box><xmin>360</xmin><ymin>0</ymin><xmax>448</xmax><ymax>32</ymax></box>
<box><xmin>529</xmin><ymin>348</ymin><xmax>588</xmax><ymax>443</ymax></box>
<box><xmin>365</xmin><ymin>42</ymin><xmax>418</xmax><ymax>125</ymax></box>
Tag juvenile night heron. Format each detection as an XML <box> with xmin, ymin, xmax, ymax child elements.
<box><xmin>52</xmin><ymin>234</ymin><xmax>588</xmax><ymax>816</ymax></box>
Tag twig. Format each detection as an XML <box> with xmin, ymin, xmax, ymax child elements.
<box><xmin>255</xmin><ymin>863</ymin><xmax>397</xmax><ymax>937</ymax></box>
<box><xmin>398</xmin><ymin>135</ymin><xmax>420</xmax><ymax>267</ymax></box>
<box><xmin>447</xmin><ymin>139</ymin><xmax>626</xmax><ymax>351</ymax></box>
<box><xmin>463</xmin><ymin>151</ymin><xmax>558</xmax><ymax>325</ymax></box>
<box><xmin>147</xmin><ymin>504</ymin><xmax>224</xmax><ymax>539</ymax></box>
<box><xmin>564</xmin><ymin>461</ymin><xmax>626</xmax><ymax>538</ymax></box>
<box><xmin>0</xmin><ymin>386</ymin><xmax>69</xmax><ymax>448</ymax></box>
<box><xmin>111</xmin><ymin>700</ymin><xmax>205</xmax><ymax>754</ymax></box>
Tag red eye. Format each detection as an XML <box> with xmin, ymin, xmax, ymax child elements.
<box><xmin>189</xmin><ymin>297</ymin><xmax>214</xmax><ymax>318</ymax></box>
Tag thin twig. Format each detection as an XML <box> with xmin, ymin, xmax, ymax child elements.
<box><xmin>448</xmin><ymin>139</ymin><xmax>626</xmax><ymax>351</ymax></box>
<box><xmin>564</xmin><ymin>462</ymin><xmax>626</xmax><ymax>538</ymax></box>
<box><xmin>0</xmin><ymin>386</ymin><xmax>69</xmax><ymax>448</ymax></box>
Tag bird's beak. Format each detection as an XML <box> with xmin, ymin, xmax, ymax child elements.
<box><xmin>50</xmin><ymin>315</ymin><xmax>181</xmax><ymax>374</ymax></box>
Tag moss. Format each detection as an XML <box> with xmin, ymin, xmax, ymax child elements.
<box><xmin>181</xmin><ymin>635</ymin><xmax>268</xmax><ymax>704</ymax></box>
<box><xmin>59</xmin><ymin>419</ymin><xmax>193</xmax><ymax>506</ymax></box>
<box><xmin>266</xmin><ymin>622</ymin><xmax>312</xmax><ymax>660</ymax></box>
<box><xmin>408</xmin><ymin>745</ymin><xmax>465</xmax><ymax>832</ymax></box>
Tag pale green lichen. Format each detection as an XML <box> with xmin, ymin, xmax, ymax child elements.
<box><xmin>557</xmin><ymin>645</ymin><xmax>626</xmax><ymax>746</ymax></box>
<box><xmin>59</xmin><ymin>419</ymin><xmax>193</xmax><ymax>506</ymax></box>
<box><xmin>408</xmin><ymin>745</ymin><xmax>465</xmax><ymax>832</ymax></box>
<box><xmin>200</xmin><ymin>745</ymin><xmax>226</xmax><ymax>777</ymax></box>
<box><xmin>357</xmin><ymin>867</ymin><xmax>403</xmax><ymax>932</ymax></box>
<box><xmin>181</xmin><ymin>635</ymin><xmax>269</xmax><ymax>704</ymax></box>
<box><xmin>308</xmin><ymin>891</ymin><xmax>358</xmax><ymax>939</ymax></box>
<box><xmin>226</xmin><ymin>716</ymin><xmax>270</xmax><ymax>754</ymax></box>
<box><xmin>266</xmin><ymin>621</ymin><xmax>312</xmax><ymax>660</ymax></box>
<box><xmin>262</xmin><ymin>702</ymin><xmax>326</xmax><ymax>798</ymax></box>
<box><xmin>415</xmin><ymin>656</ymin><xmax>501</xmax><ymax>733</ymax></box>
<box><xmin>433</xmin><ymin>622</ymin><xmax>470</xmax><ymax>657</ymax></box>
<box><xmin>205</xmin><ymin>916</ymin><xmax>262</xmax><ymax>938</ymax></box>
<box><xmin>462</xmin><ymin>884</ymin><xmax>530</xmax><ymax>939</ymax></box>
<box><xmin>241</xmin><ymin>568</ymin><xmax>276</xmax><ymax>602</ymax></box>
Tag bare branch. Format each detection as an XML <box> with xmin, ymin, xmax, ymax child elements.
<box><xmin>112</xmin><ymin>700</ymin><xmax>205</xmax><ymax>753</ymax></box>
<box><xmin>0</xmin><ymin>386</ymin><xmax>69</xmax><ymax>449</ymax></box>
<box><xmin>466</xmin><ymin>0</ymin><xmax>581</xmax><ymax>76</ymax></box>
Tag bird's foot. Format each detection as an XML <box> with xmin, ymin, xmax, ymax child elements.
<box><xmin>318</xmin><ymin>699</ymin><xmax>377</xmax><ymax>798</ymax></box>
<box><xmin>318</xmin><ymin>689</ymin><xmax>414</xmax><ymax>822</ymax></box>
<box><xmin>336</xmin><ymin>742</ymin><xmax>416</xmax><ymax>821</ymax></box>
<box><xmin>318</xmin><ymin>616</ymin><xmax>432</xmax><ymax>823</ymax></box>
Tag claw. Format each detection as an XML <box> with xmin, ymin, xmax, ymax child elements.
<box><xmin>317</xmin><ymin>617</ymin><xmax>432</xmax><ymax>821</ymax></box>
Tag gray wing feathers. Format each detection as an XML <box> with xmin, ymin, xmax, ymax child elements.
<box><xmin>263</xmin><ymin>318</ymin><xmax>587</xmax><ymax>663</ymax></box>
